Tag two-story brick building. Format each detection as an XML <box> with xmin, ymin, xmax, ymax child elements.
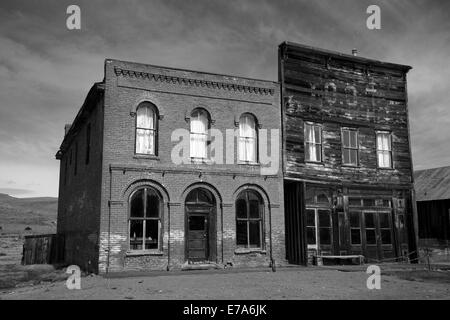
<box><xmin>56</xmin><ymin>42</ymin><xmax>417</xmax><ymax>273</ymax></box>
<box><xmin>56</xmin><ymin>59</ymin><xmax>285</xmax><ymax>273</ymax></box>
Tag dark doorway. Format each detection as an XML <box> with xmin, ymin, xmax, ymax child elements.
<box><xmin>185</xmin><ymin>188</ymin><xmax>216</xmax><ymax>262</ymax></box>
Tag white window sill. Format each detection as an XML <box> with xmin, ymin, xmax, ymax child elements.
<box><xmin>126</xmin><ymin>250</ymin><xmax>163</xmax><ymax>257</ymax></box>
<box><xmin>133</xmin><ymin>154</ymin><xmax>160</xmax><ymax>160</ymax></box>
<box><xmin>237</xmin><ymin>161</ymin><xmax>260</xmax><ymax>166</ymax></box>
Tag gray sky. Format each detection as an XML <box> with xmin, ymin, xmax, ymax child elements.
<box><xmin>0</xmin><ymin>0</ymin><xmax>449</xmax><ymax>197</ymax></box>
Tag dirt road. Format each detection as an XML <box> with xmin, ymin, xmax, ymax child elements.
<box><xmin>1</xmin><ymin>266</ymin><xmax>449</xmax><ymax>300</ymax></box>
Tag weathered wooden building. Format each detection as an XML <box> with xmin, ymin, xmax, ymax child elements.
<box><xmin>415</xmin><ymin>166</ymin><xmax>450</xmax><ymax>246</ymax></box>
<box><xmin>279</xmin><ymin>42</ymin><xmax>417</xmax><ymax>265</ymax></box>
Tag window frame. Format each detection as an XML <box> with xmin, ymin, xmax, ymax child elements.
<box><xmin>341</xmin><ymin>127</ymin><xmax>359</xmax><ymax>167</ymax></box>
<box><xmin>376</xmin><ymin>131</ymin><xmax>393</xmax><ymax>169</ymax></box>
<box><xmin>304</xmin><ymin>122</ymin><xmax>323</xmax><ymax>163</ymax></box>
<box><xmin>235</xmin><ymin>190</ymin><xmax>264</xmax><ymax>249</ymax></box>
<box><xmin>135</xmin><ymin>103</ymin><xmax>158</xmax><ymax>156</ymax></box>
<box><xmin>238</xmin><ymin>113</ymin><xmax>259</xmax><ymax>164</ymax></box>
<box><xmin>306</xmin><ymin>208</ymin><xmax>333</xmax><ymax>250</ymax></box>
<box><xmin>128</xmin><ymin>187</ymin><xmax>163</xmax><ymax>252</ymax></box>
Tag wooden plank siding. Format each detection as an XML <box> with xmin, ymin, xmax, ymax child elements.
<box><xmin>278</xmin><ymin>42</ymin><xmax>417</xmax><ymax>264</ymax></box>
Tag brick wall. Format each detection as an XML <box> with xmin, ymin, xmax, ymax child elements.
<box><xmin>56</xmin><ymin>90</ymin><xmax>104</xmax><ymax>273</ymax></box>
<box><xmin>97</xmin><ymin>59</ymin><xmax>286</xmax><ymax>273</ymax></box>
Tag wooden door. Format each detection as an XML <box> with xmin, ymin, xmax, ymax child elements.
<box><xmin>187</xmin><ymin>213</ymin><xmax>209</xmax><ymax>262</ymax></box>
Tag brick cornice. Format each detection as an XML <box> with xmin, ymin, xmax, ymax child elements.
<box><xmin>114</xmin><ymin>67</ymin><xmax>275</xmax><ymax>96</ymax></box>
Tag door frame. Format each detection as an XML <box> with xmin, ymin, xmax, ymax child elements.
<box><xmin>362</xmin><ymin>209</ymin><xmax>394</xmax><ymax>261</ymax></box>
<box><xmin>184</xmin><ymin>204</ymin><xmax>216</xmax><ymax>263</ymax></box>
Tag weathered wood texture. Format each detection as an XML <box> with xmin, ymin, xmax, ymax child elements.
<box><xmin>279</xmin><ymin>43</ymin><xmax>413</xmax><ymax>187</ymax></box>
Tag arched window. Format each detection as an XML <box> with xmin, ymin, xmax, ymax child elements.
<box><xmin>190</xmin><ymin>109</ymin><xmax>209</xmax><ymax>159</ymax></box>
<box><xmin>236</xmin><ymin>190</ymin><xmax>263</xmax><ymax>248</ymax></box>
<box><xmin>129</xmin><ymin>187</ymin><xmax>162</xmax><ymax>251</ymax></box>
<box><xmin>135</xmin><ymin>103</ymin><xmax>157</xmax><ymax>155</ymax></box>
<box><xmin>238</xmin><ymin>114</ymin><xmax>258</xmax><ymax>163</ymax></box>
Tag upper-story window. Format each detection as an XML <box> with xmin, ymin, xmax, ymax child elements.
<box><xmin>135</xmin><ymin>103</ymin><xmax>157</xmax><ymax>155</ymax></box>
<box><xmin>342</xmin><ymin>128</ymin><xmax>358</xmax><ymax>166</ymax></box>
<box><xmin>376</xmin><ymin>131</ymin><xmax>392</xmax><ymax>168</ymax></box>
<box><xmin>305</xmin><ymin>123</ymin><xmax>322</xmax><ymax>162</ymax></box>
<box><xmin>190</xmin><ymin>109</ymin><xmax>209</xmax><ymax>159</ymax></box>
<box><xmin>238</xmin><ymin>114</ymin><xmax>258</xmax><ymax>163</ymax></box>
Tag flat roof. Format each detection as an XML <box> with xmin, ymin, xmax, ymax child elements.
<box><xmin>280</xmin><ymin>41</ymin><xmax>412</xmax><ymax>72</ymax></box>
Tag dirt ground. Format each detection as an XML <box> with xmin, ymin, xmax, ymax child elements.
<box><xmin>1</xmin><ymin>265</ymin><xmax>449</xmax><ymax>300</ymax></box>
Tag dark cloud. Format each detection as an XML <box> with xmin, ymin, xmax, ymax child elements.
<box><xmin>0</xmin><ymin>0</ymin><xmax>449</xmax><ymax>196</ymax></box>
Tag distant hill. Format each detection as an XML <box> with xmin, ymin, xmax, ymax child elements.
<box><xmin>0</xmin><ymin>193</ymin><xmax>57</xmax><ymax>235</ymax></box>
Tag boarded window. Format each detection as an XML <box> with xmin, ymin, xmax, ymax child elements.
<box><xmin>342</xmin><ymin>129</ymin><xmax>358</xmax><ymax>166</ymax></box>
<box><xmin>305</xmin><ymin>123</ymin><xmax>322</xmax><ymax>162</ymax></box>
<box><xmin>376</xmin><ymin>131</ymin><xmax>392</xmax><ymax>168</ymax></box>
<box><xmin>236</xmin><ymin>190</ymin><xmax>263</xmax><ymax>248</ymax></box>
<box><xmin>129</xmin><ymin>187</ymin><xmax>161</xmax><ymax>250</ymax></box>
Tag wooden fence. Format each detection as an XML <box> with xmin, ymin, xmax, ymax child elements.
<box><xmin>22</xmin><ymin>234</ymin><xmax>64</xmax><ymax>265</ymax></box>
